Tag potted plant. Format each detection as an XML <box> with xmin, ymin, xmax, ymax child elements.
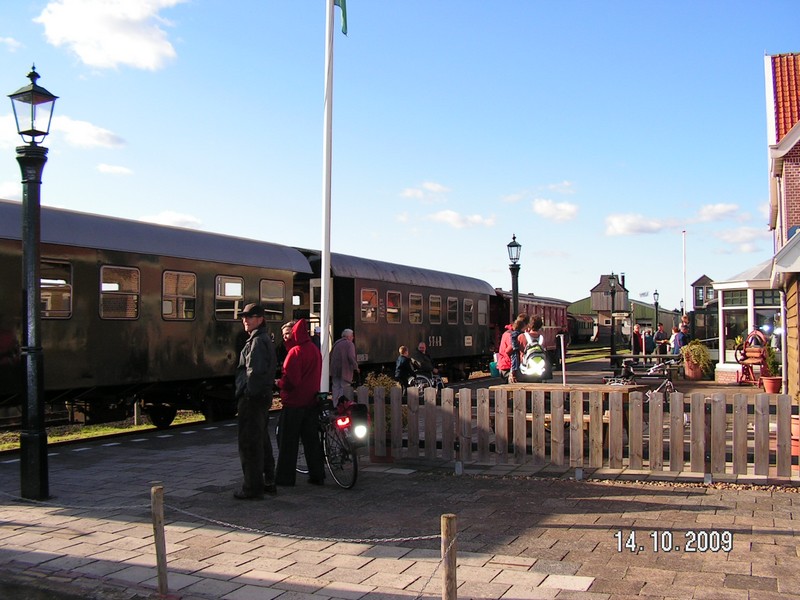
<box><xmin>762</xmin><ymin>345</ymin><xmax>782</xmax><ymax>393</ymax></box>
<box><xmin>681</xmin><ymin>340</ymin><xmax>712</xmax><ymax>380</ymax></box>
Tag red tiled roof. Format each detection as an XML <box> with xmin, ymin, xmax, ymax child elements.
<box><xmin>771</xmin><ymin>53</ymin><xmax>800</xmax><ymax>142</ymax></box>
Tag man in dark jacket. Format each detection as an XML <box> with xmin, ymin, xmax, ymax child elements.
<box><xmin>234</xmin><ymin>303</ymin><xmax>277</xmax><ymax>500</ymax></box>
<box><xmin>275</xmin><ymin>318</ymin><xmax>325</xmax><ymax>486</ymax></box>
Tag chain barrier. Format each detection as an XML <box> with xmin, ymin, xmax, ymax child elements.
<box><xmin>0</xmin><ymin>489</ymin><xmax>440</xmax><ymax>544</ymax></box>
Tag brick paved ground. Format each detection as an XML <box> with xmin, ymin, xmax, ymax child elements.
<box><xmin>1</xmin><ymin>362</ymin><xmax>799</xmax><ymax>599</ymax></box>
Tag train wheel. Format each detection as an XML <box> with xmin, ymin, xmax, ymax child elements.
<box><xmin>148</xmin><ymin>405</ymin><xmax>177</xmax><ymax>429</ymax></box>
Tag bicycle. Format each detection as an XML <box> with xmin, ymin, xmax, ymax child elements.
<box><xmin>411</xmin><ymin>371</ymin><xmax>445</xmax><ymax>395</ymax></box>
<box><xmin>604</xmin><ymin>357</ymin><xmax>679</xmax><ymax>402</ymax></box>
<box><xmin>277</xmin><ymin>394</ymin><xmax>368</xmax><ymax>489</ymax></box>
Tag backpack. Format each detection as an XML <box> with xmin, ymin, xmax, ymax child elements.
<box><xmin>518</xmin><ymin>332</ymin><xmax>551</xmax><ymax>382</ymax></box>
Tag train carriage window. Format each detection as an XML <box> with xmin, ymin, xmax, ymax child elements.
<box><xmin>463</xmin><ymin>298</ymin><xmax>474</xmax><ymax>325</ymax></box>
<box><xmin>387</xmin><ymin>291</ymin><xmax>402</xmax><ymax>324</ymax></box>
<box><xmin>447</xmin><ymin>297</ymin><xmax>458</xmax><ymax>325</ymax></box>
<box><xmin>100</xmin><ymin>266</ymin><xmax>140</xmax><ymax>319</ymax></box>
<box><xmin>409</xmin><ymin>293</ymin><xmax>423</xmax><ymax>324</ymax></box>
<box><xmin>477</xmin><ymin>299</ymin><xmax>488</xmax><ymax>326</ymax></box>
<box><xmin>361</xmin><ymin>288</ymin><xmax>378</xmax><ymax>323</ymax></box>
<box><xmin>162</xmin><ymin>271</ymin><xmax>196</xmax><ymax>320</ymax></box>
<box><xmin>215</xmin><ymin>275</ymin><xmax>244</xmax><ymax>321</ymax></box>
<box><xmin>429</xmin><ymin>295</ymin><xmax>442</xmax><ymax>324</ymax></box>
<box><xmin>260</xmin><ymin>279</ymin><xmax>285</xmax><ymax>322</ymax></box>
<box><xmin>41</xmin><ymin>260</ymin><xmax>72</xmax><ymax>319</ymax></box>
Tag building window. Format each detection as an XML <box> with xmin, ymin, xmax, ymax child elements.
<box><xmin>387</xmin><ymin>291</ymin><xmax>402</xmax><ymax>324</ymax></box>
<box><xmin>100</xmin><ymin>266</ymin><xmax>140</xmax><ymax>319</ymax></box>
<box><xmin>215</xmin><ymin>275</ymin><xmax>244</xmax><ymax>321</ymax></box>
<box><xmin>409</xmin><ymin>293</ymin><xmax>423</xmax><ymax>324</ymax></box>
<box><xmin>162</xmin><ymin>271</ymin><xmax>196</xmax><ymax>320</ymax></box>
<box><xmin>361</xmin><ymin>288</ymin><xmax>377</xmax><ymax>322</ymax></box>
<box><xmin>447</xmin><ymin>297</ymin><xmax>458</xmax><ymax>324</ymax></box>
<box><xmin>463</xmin><ymin>298</ymin><xmax>474</xmax><ymax>325</ymax></box>
<box><xmin>754</xmin><ymin>290</ymin><xmax>780</xmax><ymax>306</ymax></box>
<box><xmin>260</xmin><ymin>279</ymin><xmax>285</xmax><ymax>322</ymax></box>
<box><xmin>41</xmin><ymin>260</ymin><xmax>72</xmax><ymax>319</ymax></box>
<box><xmin>695</xmin><ymin>286</ymin><xmax>704</xmax><ymax>306</ymax></box>
<box><xmin>721</xmin><ymin>290</ymin><xmax>747</xmax><ymax>307</ymax></box>
<box><xmin>429</xmin><ymin>295</ymin><xmax>442</xmax><ymax>324</ymax></box>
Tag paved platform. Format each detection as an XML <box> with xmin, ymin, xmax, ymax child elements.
<box><xmin>1</xmin><ymin>362</ymin><xmax>798</xmax><ymax>599</ymax></box>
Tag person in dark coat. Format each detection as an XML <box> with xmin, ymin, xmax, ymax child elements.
<box><xmin>233</xmin><ymin>303</ymin><xmax>277</xmax><ymax>500</ymax></box>
<box><xmin>394</xmin><ymin>346</ymin><xmax>416</xmax><ymax>395</ymax></box>
<box><xmin>275</xmin><ymin>318</ymin><xmax>325</xmax><ymax>486</ymax></box>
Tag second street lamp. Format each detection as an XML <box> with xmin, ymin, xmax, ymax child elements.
<box><xmin>507</xmin><ymin>234</ymin><xmax>521</xmax><ymax>318</ymax></box>
<box><xmin>653</xmin><ymin>289</ymin><xmax>660</xmax><ymax>329</ymax></box>
<box><xmin>609</xmin><ymin>273</ymin><xmax>617</xmax><ymax>367</ymax></box>
<box><xmin>9</xmin><ymin>65</ymin><xmax>57</xmax><ymax>500</ymax></box>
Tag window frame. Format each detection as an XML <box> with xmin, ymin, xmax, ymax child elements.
<box><xmin>260</xmin><ymin>278</ymin><xmax>286</xmax><ymax>322</ymax></box>
<box><xmin>40</xmin><ymin>259</ymin><xmax>72</xmax><ymax>319</ymax></box>
<box><xmin>215</xmin><ymin>275</ymin><xmax>245</xmax><ymax>321</ymax></box>
<box><xmin>100</xmin><ymin>265</ymin><xmax>141</xmax><ymax>320</ymax></box>
<box><xmin>162</xmin><ymin>270</ymin><xmax>197</xmax><ymax>321</ymax></box>
<box><xmin>360</xmin><ymin>288</ymin><xmax>378</xmax><ymax>323</ymax></box>
<box><xmin>386</xmin><ymin>290</ymin><xmax>402</xmax><ymax>324</ymax></box>
<box><xmin>447</xmin><ymin>296</ymin><xmax>458</xmax><ymax>325</ymax></box>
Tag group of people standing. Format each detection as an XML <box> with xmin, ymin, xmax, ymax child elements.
<box><xmin>631</xmin><ymin>316</ymin><xmax>691</xmax><ymax>361</ymax></box>
<box><xmin>233</xmin><ymin>306</ymin><xmax>360</xmax><ymax>500</ymax></box>
<box><xmin>495</xmin><ymin>313</ymin><xmax>546</xmax><ymax>383</ymax></box>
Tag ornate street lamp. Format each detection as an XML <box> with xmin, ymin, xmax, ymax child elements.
<box><xmin>653</xmin><ymin>289</ymin><xmax>659</xmax><ymax>329</ymax></box>
<box><xmin>507</xmin><ymin>234</ymin><xmax>521</xmax><ymax>318</ymax></box>
<box><xmin>9</xmin><ymin>65</ymin><xmax>57</xmax><ymax>500</ymax></box>
<box><xmin>680</xmin><ymin>298</ymin><xmax>684</xmax><ymax>317</ymax></box>
<box><xmin>608</xmin><ymin>273</ymin><xmax>617</xmax><ymax>365</ymax></box>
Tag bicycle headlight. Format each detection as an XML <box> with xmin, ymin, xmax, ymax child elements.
<box><xmin>353</xmin><ymin>424</ymin><xmax>368</xmax><ymax>439</ymax></box>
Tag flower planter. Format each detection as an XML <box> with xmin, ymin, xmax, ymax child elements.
<box><xmin>684</xmin><ymin>360</ymin><xmax>704</xmax><ymax>380</ymax></box>
<box><xmin>761</xmin><ymin>376</ymin><xmax>782</xmax><ymax>394</ymax></box>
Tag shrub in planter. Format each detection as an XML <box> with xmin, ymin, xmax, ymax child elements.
<box><xmin>681</xmin><ymin>340</ymin><xmax>712</xmax><ymax>379</ymax></box>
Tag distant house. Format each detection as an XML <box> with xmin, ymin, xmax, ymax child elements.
<box><xmin>764</xmin><ymin>52</ymin><xmax>800</xmax><ymax>396</ymax></box>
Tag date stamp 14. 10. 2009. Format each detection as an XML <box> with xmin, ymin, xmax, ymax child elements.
<box><xmin>614</xmin><ymin>530</ymin><xmax>733</xmax><ymax>554</ymax></box>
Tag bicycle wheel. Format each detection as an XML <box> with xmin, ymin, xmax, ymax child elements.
<box><xmin>323</xmin><ymin>424</ymin><xmax>358</xmax><ymax>489</ymax></box>
<box><xmin>275</xmin><ymin>421</ymin><xmax>309</xmax><ymax>474</ymax></box>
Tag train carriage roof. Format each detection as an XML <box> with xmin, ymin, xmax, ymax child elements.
<box><xmin>0</xmin><ymin>200</ymin><xmax>312</xmax><ymax>273</ymax></box>
<box><xmin>304</xmin><ymin>250</ymin><xmax>496</xmax><ymax>295</ymax></box>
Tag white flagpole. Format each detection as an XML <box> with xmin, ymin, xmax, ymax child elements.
<box><xmin>682</xmin><ymin>229</ymin><xmax>687</xmax><ymax>315</ymax></box>
<box><xmin>320</xmin><ymin>0</ymin><xmax>334</xmax><ymax>393</ymax></box>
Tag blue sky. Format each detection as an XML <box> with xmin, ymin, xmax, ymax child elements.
<box><xmin>0</xmin><ymin>1</ymin><xmax>796</xmax><ymax>312</ymax></box>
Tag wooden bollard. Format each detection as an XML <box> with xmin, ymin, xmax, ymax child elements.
<box><xmin>441</xmin><ymin>513</ymin><xmax>457</xmax><ymax>600</ymax></box>
<box><xmin>150</xmin><ymin>485</ymin><xmax>169</xmax><ymax>595</ymax></box>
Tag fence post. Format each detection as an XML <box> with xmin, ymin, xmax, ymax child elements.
<box><xmin>150</xmin><ymin>484</ymin><xmax>169</xmax><ymax>596</ymax></box>
<box><xmin>441</xmin><ymin>513</ymin><xmax>457</xmax><ymax>600</ymax></box>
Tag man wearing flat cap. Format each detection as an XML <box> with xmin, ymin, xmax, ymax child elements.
<box><xmin>233</xmin><ymin>303</ymin><xmax>277</xmax><ymax>500</ymax></box>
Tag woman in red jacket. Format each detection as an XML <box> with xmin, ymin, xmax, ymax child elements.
<box><xmin>275</xmin><ymin>319</ymin><xmax>326</xmax><ymax>486</ymax></box>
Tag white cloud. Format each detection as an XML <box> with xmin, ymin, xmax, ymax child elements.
<box><xmin>0</xmin><ymin>181</ymin><xmax>21</xmax><ymax>200</ymax></box>
<box><xmin>53</xmin><ymin>115</ymin><xmax>125</xmax><ymax>148</ymax></box>
<box><xmin>97</xmin><ymin>163</ymin><xmax>133</xmax><ymax>175</ymax></box>
<box><xmin>400</xmin><ymin>188</ymin><xmax>424</xmax><ymax>199</ymax></box>
<box><xmin>421</xmin><ymin>181</ymin><xmax>450</xmax><ymax>194</ymax></box>
<box><xmin>1</xmin><ymin>37</ymin><xmax>22</xmax><ymax>52</ymax></box>
<box><xmin>35</xmin><ymin>0</ymin><xmax>185</xmax><ymax>70</ymax></box>
<box><xmin>429</xmin><ymin>210</ymin><xmax>495</xmax><ymax>229</ymax></box>
<box><xmin>140</xmin><ymin>210</ymin><xmax>202</xmax><ymax>229</ymax></box>
<box><xmin>501</xmin><ymin>192</ymin><xmax>526</xmax><ymax>204</ymax></box>
<box><xmin>758</xmin><ymin>201</ymin><xmax>771</xmax><ymax>221</ymax></box>
<box><xmin>714</xmin><ymin>226</ymin><xmax>770</xmax><ymax>245</ymax></box>
<box><xmin>400</xmin><ymin>181</ymin><xmax>450</xmax><ymax>203</ymax></box>
<box><xmin>395</xmin><ymin>212</ymin><xmax>410</xmax><ymax>223</ymax></box>
<box><xmin>605</xmin><ymin>213</ymin><xmax>663</xmax><ymax>235</ymax></box>
<box><xmin>696</xmin><ymin>203</ymin><xmax>738</xmax><ymax>222</ymax></box>
<box><xmin>546</xmin><ymin>180</ymin><xmax>576</xmax><ymax>195</ymax></box>
<box><xmin>532</xmin><ymin>198</ymin><xmax>578</xmax><ymax>221</ymax></box>
<box><xmin>0</xmin><ymin>114</ymin><xmax>20</xmax><ymax>149</ymax></box>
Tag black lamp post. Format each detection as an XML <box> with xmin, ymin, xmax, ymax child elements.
<box><xmin>680</xmin><ymin>298</ymin><xmax>684</xmax><ymax>318</ymax></box>
<box><xmin>9</xmin><ymin>65</ymin><xmax>57</xmax><ymax>500</ymax></box>
<box><xmin>653</xmin><ymin>289</ymin><xmax>659</xmax><ymax>329</ymax></box>
<box><xmin>507</xmin><ymin>234</ymin><xmax>521</xmax><ymax>318</ymax></box>
<box><xmin>609</xmin><ymin>273</ymin><xmax>617</xmax><ymax>365</ymax></box>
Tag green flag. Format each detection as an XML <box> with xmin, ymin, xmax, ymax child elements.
<box><xmin>334</xmin><ymin>0</ymin><xmax>347</xmax><ymax>35</ymax></box>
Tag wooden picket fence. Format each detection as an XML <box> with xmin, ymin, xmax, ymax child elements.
<box><xmin>357</xmin><ymin>384</ymin><xmax>798</xmax><ymax>479</ymax></box>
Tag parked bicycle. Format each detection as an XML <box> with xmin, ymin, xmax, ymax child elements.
<box><xmin>604</xmin><ymin>357</ymin><xmax>680</xmax><ymax>403</ymax></box>
<box><xmin>277</xmin><ymin>394</ymin><xmax>368</xmax><ymax>489</ymax></box>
